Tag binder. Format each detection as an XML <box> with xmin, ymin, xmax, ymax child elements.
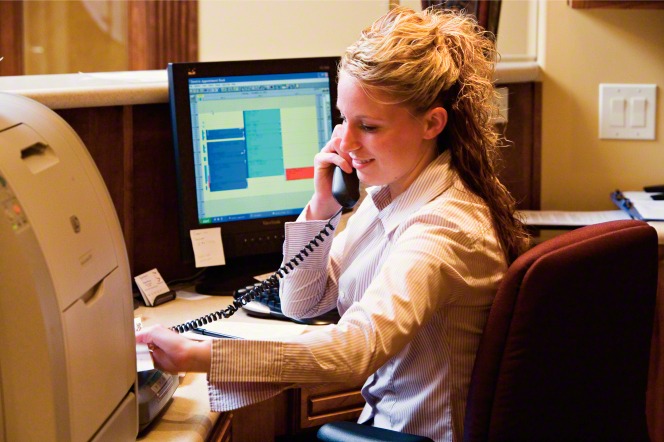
<box><xmin>611</xmin><ymin>190</ymin><xmax>664</xmax><ymax>221</ymax></box>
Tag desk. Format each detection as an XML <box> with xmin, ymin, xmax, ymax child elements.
<box><xmin>135</xmin><ymin>291</ymin><xmax>364</xmax><ymax>442</ymax></box>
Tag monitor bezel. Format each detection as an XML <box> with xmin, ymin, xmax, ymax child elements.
<box><xmin>168</xmin><ymin>57</ymin><xmax>341</xmax><ymax>265</ymax></box>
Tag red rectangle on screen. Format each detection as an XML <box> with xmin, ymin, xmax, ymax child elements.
<box><xmin>286</xmin><ymin>167</ymin><xmax>315</xmax><ymax>180</ymax></box>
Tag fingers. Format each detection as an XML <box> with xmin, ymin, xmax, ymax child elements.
<box><xmin>314</xmin><ymin>151</ymin><xmax>348</xmax><ymax>171</ymax></box>
<box><xmin>150</xmin><ymin>347</ymin><xmax>180</xmax><ymax>374</ymax></box>
<box><xmin>136</xmin><ymin>325</ymin><xmax>184</xmax><ymax>373</ymax></box>
<box><xmin>318</xmin><ymin>124</ymin><xmax>353</xmax><ymax>173</ymax></box>
<box><xmin>135</xmin><ymin>324</ymin><xmax>184</xmax><ymax>360</ymax></box>
<box><xmin>136</xmin><ymin>324</ymin><xmax>170</xmax><ymax>345</ymax></box>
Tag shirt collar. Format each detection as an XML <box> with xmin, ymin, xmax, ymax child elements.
<box><xmin>366</xmin><ymin>150</ymin><xmax>455</xmax><ymax>235</ymax></box>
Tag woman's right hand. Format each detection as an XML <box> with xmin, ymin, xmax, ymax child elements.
<box><xmin>308</xmin><ymin>124</ymin><xmax>353</xmax><ymax>220</ymax></box>
<box><xmin>136</xmin><ymin>324</ymin><xmax>211</xmax><ymax>374</ymax></box>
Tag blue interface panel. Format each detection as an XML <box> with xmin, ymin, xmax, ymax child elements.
<box><xmin>187</xmin><ymin>72</ymin><xmax>333</xmax><ymax>224</ymax></box>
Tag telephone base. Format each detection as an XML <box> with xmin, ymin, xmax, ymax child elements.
<box><xmin>137</xmin><ymin>369</ymin><xmax>179</xmax><ymax>434</ymax></box>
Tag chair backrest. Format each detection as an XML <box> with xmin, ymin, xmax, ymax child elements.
<box><xmin>463</xmin><ymin>220</ymin><xmax>658</xmax><ymax>442</ymax></box>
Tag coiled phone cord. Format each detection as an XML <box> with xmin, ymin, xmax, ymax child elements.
<box><xmin>170</xmin><ymin>208</ymin><xmax>344</xmax><ymax>333</ymax></box>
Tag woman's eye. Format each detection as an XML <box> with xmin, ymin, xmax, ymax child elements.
<box><xmin>361</xmin><ymin>124</ymin><xmax>377</xmax><ymax>132</ymax></box>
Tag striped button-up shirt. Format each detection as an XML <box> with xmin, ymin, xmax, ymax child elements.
<box><xmin>208</xmin><ymin>151</ymin><xmax>507</xmax><ymax>441</ymax></box>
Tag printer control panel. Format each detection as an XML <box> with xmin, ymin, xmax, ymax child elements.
<box><xmin>0</xmin><ymin>174</ymin><xmax>29</xmax><ymax>233</ymax></box>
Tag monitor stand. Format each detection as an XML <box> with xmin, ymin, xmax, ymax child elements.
<box><xmin>194</xmin><ymin>253</ymin><xmax>283</xmax><ymax>296</ymax></box>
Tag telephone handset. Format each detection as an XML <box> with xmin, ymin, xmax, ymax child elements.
<box><xmin>170</xmin><ymin>167</ymin><xmax>360</xmax><ymax>334</ymax></box>
<box><xmin>332</xmin><ymin>166</ymin><xmax>360</xmax><ymax>209</ymax></box>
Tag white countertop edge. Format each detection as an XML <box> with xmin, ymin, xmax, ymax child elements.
<box><xmin>0</xmin><ymin>61</ymin><xmax>540</xmax><ymax>110</ymax></box>
<box><xmin>20</xmin><ymin>84</ymin><xmax>169</xmax><ymax>110</ymax></box>
<box><xmin>494</xmin><ymin>61</ymin><xmax>540</xmax><ymax>84</ymax></box>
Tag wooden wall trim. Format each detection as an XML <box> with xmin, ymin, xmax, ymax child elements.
<box><xmin>568</xmin><ymin>0</ymin><xmax>664</xmax><ymax>9</ymax></box>
<box><xmin>531</xmin><ymin>82</ymin><xmax>542</xmax><ymax>210</ymax></box>
<box><xmin>128</xmin><ymin>0</ymin><xmax>198</xmax><ymax>71</ymax></box>
<box><xmin>122</xmin><ymin>106</ymin><xmax>135</xmax><ymax>270</ymax></box>
<box><xmin>0</xmin><ymin>1</ymin><xmax>24</xmax><ymax>76</ymax></box>
<box><xmin>127</xmin><ymin>1</ymin><xmax>149</xmax><ymax>71</ymax></box>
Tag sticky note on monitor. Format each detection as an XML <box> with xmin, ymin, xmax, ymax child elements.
<box><xmin>190</xmin><ymin>227</ymin><xmax>226</xmax><ymax>268</ymax></box>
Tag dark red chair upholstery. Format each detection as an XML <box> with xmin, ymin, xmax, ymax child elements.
<box><xmin>464</xmin><ymin>219</ymin><xmax>658</xmax><ymax>442</ymax></box>
<box><xmin>318</xmin><ymin>220</ymin><xmax>658</xmax><ymax>442</ymax></box>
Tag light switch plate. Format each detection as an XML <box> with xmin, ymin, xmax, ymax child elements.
<box><xmin>599</xmin><ymin>84</ymin><xmax>656</xmax><ymax>140</ymax></box>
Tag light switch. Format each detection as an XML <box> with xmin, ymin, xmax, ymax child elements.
<box><xmin>630</xmin><ymin>96</ymin><xmax>646</xmax><ymax>127</ymax></box>
<box><xmin>599</xmin><ymin>84</ymin><xmax>657</xmax><ymax>140</ymax></box>
<box><xmin>609</xmin><ymin>98</ymin><xmax>625</xmax><ymax>127</ymax></box>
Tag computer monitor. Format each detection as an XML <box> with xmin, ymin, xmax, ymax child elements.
<box><xmin>168</xmin><ymin>57</ymin><xmax>340</xmax><ymax>292</ymax></box>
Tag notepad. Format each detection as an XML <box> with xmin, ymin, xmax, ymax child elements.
<box><xmin>186</xmin><ymin>319</ymin><xmax>310</xmax><ymax>341</ymax></box>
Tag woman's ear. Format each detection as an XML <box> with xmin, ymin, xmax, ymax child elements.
<box><xmin>423</xmin><ymin>107</ymin><xmax>447</xmax><ymax>140</ymax></box>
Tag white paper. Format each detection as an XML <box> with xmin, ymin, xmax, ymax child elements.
<box><xmin>622</xmin><ymin>191</ymin><xmax>656</xmax><ymax>201</ymax></box>
<box><xmin>190</xmin><ymin>227</ymin><xmax>226</xmax><ymax>268</ymax></box>
<box><xmin>134</xmin><ymin>317</ymin><xmax>155</xmax><ymax>371</ymax></box>
<box><xmin>134</xmin><ymin>268</ymin><xmax>170</xmax><ymax>306</ymax></box>
<box><xmin>191</xmin><ymin>319</ymin><xmax>310</xmax><ymax>341</ymax></box>
<box><xmin>517</xmin><ymin>210</ymin><xmax>630</xmax><ymax>227</ymax></box>
<box><xmin>621</xmin><ymin>191</ymin><xmax>664</xmax><ymax>221</ymax></box>
<box><xmin>136</xmin><ymin>343</ymin><xmax>155</xmax><ymax>372</ymax></box>
<box><xmin>176</xmin><ymin>289</ymin><xmax>210</xmax><ymax>301</ymax></box>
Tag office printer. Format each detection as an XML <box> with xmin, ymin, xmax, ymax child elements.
<box><xmin>0</xmin><ymin>92</ymin><xmax>137</xmax><ymax>441</ymax></box>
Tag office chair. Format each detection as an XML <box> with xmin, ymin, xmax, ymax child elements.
<box><xmin>317</xmin><ymin>219</ymin><xmax>658</xmax><ymax>442</ymax></box>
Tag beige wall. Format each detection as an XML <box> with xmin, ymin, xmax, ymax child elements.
<box><xmin>198</xmin><ymin>0</ymin><xmax>533</xmax><ymax>62</ymax></box>
<box><xmin>199</xmin><ymin>0</ymin><xmax>421</xmax><ymax>62</ymax></box>
<box><xmin>540</xmin><ymin>0</ymin><xmax>664</xmax><ymax>211</ymax></box>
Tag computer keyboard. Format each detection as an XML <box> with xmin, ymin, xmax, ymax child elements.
<box><xmin>234</xmin><ymin>285</ymin><xmax>339</xmax><ymax>326</ymax></box>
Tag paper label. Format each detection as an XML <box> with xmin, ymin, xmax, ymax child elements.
<box><xmin>190</xmin><ymin>227</ymin><xmax>226</xmax><ymax>268</ymax></box>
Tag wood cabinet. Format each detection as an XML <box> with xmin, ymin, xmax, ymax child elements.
<box><xmin>295</xmin><ymin>384</ymin><xmax>366</xmax><ymax>430</ymax></box>
<box><xmin>568</xmin><ymin>1</ymin><xmax>664</xmax><ymax>8</ymax></box>
<box><xmin>207</xmin><ymin>413</ymin><xmax>233</xmax><ymax>442</ymax></box>
<box><xmin>221</xmin><ymin>384</ymin><xmax>365</xmax><ymax>442</ymax></box>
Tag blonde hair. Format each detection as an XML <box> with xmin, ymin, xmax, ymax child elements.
<box><xmin>341</xmin><ymin>6</ymin><xmax>528</xmax><ymax>263</ymax></box>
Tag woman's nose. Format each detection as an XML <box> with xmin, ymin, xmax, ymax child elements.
<box><xmin>339</xmin><ymin>128</ymin><xmax>359</xmax><ymax>153</ymax></box>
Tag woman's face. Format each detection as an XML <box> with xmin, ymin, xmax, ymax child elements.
<box><xmin>336</xmin><ymin>71</ymin><xmax>445</xmax><ymax>198</ymax></box>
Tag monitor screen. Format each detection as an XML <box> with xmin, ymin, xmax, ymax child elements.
<box><xmin>168</xmin><ymin>57</ymin><xmax>340</xmax><ymax>270</ymax></box>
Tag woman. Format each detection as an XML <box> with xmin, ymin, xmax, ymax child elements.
<box><xmin>137</xmin><ymin>6</ymin><xmax>528</xmax><ymax>441</ymax></box>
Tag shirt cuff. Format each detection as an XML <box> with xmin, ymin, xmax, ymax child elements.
<box><xmin>283</xmin><ymin>217</ymin><xmax>339</xmax><ymax>270</ymax></box>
